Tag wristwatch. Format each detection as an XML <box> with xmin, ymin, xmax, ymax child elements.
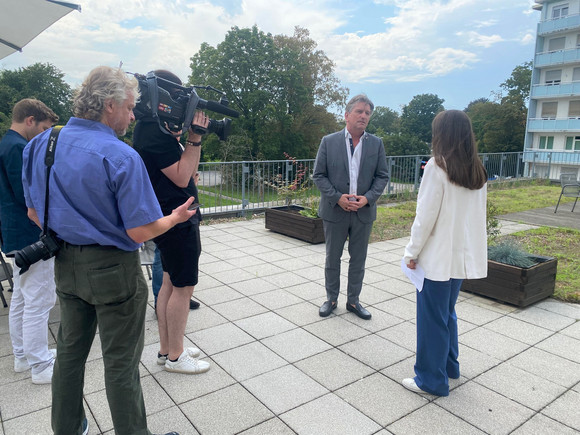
<box><xmin>185</xmin><ymin>140</ymin><xmax>201</xmax><ymax>147</ymax></box>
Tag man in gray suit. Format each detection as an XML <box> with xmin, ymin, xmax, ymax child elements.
<box><xmin>313</xmin><ymin>94</ymin><xmax>389</xmax><ymax>320</ymax></box>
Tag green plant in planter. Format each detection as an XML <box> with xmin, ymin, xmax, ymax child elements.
<box><xmin>488</xmin><ymin>239</ymin><xmax>538</xmax><ymax>268</ymax></box>
<box><xmin>299</xmin><ymin>195</ymin><xmax>320</xmax><ymax>218</ymax></box>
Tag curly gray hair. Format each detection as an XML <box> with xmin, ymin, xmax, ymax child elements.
<box><xmin>73</xmin><ymin>66</ymin><xmax>139</xmax><ymax>121</ymax></box>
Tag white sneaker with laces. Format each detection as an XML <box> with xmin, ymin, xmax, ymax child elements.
<box><xmin>14</xmin><ymin>348</ymin><xmax>56</xmax><ymax>373</ymax></box>
<box><xmin>157</xmin><ymin>347</ymin><xmax>201</xmax><ymax>365</ymax></box>
<box><xmin>402</xmin><ymin>378</ymin><xmax>428</xmax><ymax>394</ymax></box>
<box><xmin>164</xmin><ymin>349</ymin><xmax>210</xmax><ymax>374</ymax></box>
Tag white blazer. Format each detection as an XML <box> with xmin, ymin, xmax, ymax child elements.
<box><xmin>403</xmin><ymin>158</ymin><xmax>488</xmax><ymax>281</ymax></box>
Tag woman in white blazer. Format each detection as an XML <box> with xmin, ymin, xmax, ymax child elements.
<box><xmin>402</xmin><ymin>110</ymin><xmax>488</xmax><ymax>396</ymax></box>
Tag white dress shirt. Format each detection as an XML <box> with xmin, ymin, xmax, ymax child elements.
<box><xmin>345</xmin><ymin>129</ymin><xmax>364</xmax><ymax>198</ymax></box>
<box><xmin>403</xmin><ymin>158</ymin><xmax>488</xmax><ymax>281</ymax></box>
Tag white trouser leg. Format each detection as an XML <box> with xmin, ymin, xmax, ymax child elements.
<box><xmin>11</xmin><ymin>258</ymin><xmax>57</xmax><ymax>374</ymax></box>
<box><xmin>8</xmin><ymin>262</ymin><xmax>25</xmax><ymax>359</ymax></box>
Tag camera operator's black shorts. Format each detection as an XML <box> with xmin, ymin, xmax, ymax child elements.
<box><xmin>154</xmin><ymin>222</ymin><xmax>201</xmax><ymax>288</ymax></box>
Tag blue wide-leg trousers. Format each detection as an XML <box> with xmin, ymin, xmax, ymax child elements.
<box><xmin>414</xmin><ymin>278</ymin><xmax>462</xmax><ymax>396</ymax></box>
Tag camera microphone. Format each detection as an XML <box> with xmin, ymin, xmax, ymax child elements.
<box><xmin>201</xmin><ymin>100</ymin><xmax>240</xmax><ymax>118</ymax></box>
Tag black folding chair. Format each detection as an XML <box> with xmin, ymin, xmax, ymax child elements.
<box><xmin>555</xmin><ymin>173</ymin><xmax>580</xmax><ymax>213</ymax></box>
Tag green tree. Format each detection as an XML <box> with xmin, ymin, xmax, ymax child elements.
<box><xmin>0</xmin><ymin>63</ymin><xmax>73</xmax><ymax>136</ymax></box>
<box><xmin>189</xmin><ymin>26</ymin><xmax>346</xmax><ymax>161</ymax></box>
<box><xmin>367</xmin><ymin>106</ymin><xmax>400</xmax><ymax>136</ymax></box>
<box><xmin>400</xmin><ymin>93</ymin><xmax>445</xmax><ymax>143</ymax></box>
<box><xmin>382</xmin><ymin>133</ymin><xmax>430</xmax><ymax>156</ymax></box>
<box><xmin>500</xmin><ymin>61</ymin><xmax>532</xmax><ymax>108</ymax></box>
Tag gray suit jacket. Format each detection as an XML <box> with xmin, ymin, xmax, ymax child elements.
<box><xmin>313</xmin><ymin>129</ymin><xmax>389</xmax><ymax>224</ymax></box>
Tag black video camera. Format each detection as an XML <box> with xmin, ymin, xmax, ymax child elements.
<box><xmin>132</xmin><ymin>72</ymin><xmax>239</xmax><ymax>140</ymax></box>
<box><xmin>9</xmin><ymin>231</ymin><xmax>60</xmax><ymax>275</ymax></box>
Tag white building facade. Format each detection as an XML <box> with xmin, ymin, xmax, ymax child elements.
<box><xmin>525</xmin><ymin>0</ymin><xmax>580</xmax><ymax>179</ymax></box>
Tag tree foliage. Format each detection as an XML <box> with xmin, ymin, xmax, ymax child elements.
<box><xmin>0</xmin><ymin>63</ymin><xmax>73</xmax><ymax>136</ymax></box>
<box><xmin>400</xmin><ymin>93</ymin><xmax>445</xmax><ymax>143</ymax></box>
<box><xmin>366</xmin><ymin>106</ymin><xmax>400</xmax><ymax>136</ymax></box>
<box><xmin>500</xmin><ymin>61</ymin><xmax>532</xmax><ymax>108</ymax></box>
<box><xmin>189</xmin><ymin>26</ymin><xmax>347</xmax><ymax>161</ymax></box>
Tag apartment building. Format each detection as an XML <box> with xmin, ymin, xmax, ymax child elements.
<box><xmin>525</xmin><ymin>0</ymin><xmax>580</xmax><ymax>179</ymax></box>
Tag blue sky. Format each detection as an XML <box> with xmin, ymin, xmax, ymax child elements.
<box><xmin>1</xmin><ymin>0</ymin><xmax>539</xmax><ymax>114</ymax></box>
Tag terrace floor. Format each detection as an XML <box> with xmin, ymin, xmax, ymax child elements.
<box><xmin>0</xmin><ymin>213</ymin><xmax>579</xmax><ymax>434</ymax></box>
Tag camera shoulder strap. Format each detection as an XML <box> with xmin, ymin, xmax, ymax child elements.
<box><xmin>43</xmin><ymin>126</ymin><xmax>63</xmax><ymax>235</ymax></box>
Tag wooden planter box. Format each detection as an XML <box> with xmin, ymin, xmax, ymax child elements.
<box><xmin>265</xmin><ymin>205</ymin><xmax>325</xmax><ymax>244</ymax></box>
<box><xmin>461</xmin><ymin>255</ymin><xmax>557</xmax><ymax>307</ymax></box>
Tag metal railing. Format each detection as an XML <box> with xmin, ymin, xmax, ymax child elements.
<box><xmin>196</xmin><ymin>152</ymin><xmax>570</xmax><ymax>217</ymax></box>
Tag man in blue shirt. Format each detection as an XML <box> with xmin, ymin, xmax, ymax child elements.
<box><xmin>23</xmin><ymin>66</ymin><xmax>194</xmax><ymax>435</ymax></box>
<box><xmin>0</xmin><ymin>98</ymin><xmax>59</xmax><ymax>385</ymax></box>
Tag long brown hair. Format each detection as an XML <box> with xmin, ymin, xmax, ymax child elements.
<box><xmin>431</xmin><ymin>110</ymin><xmax>487</xmax><ymax>190</ymax></box>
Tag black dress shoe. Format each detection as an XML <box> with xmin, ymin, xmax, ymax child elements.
<box><xmin>346</xmin><ymin>302</ymin><xmax>371</xmax><ymax>320</ymax></box>
<box><xmin>319</xmin><ymin>300</ymin><xmax>337</xmax><ymax>317</ymax></box>
<box><xmin>189</xmin><ymin>299</ymin><xmax>200</xmax><ymax>310</ymax></box>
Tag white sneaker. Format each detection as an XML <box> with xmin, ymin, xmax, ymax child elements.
<box><xmin>402</xmin><ymin>378</ymin><xmax>428</xmax><ymax>394</ymax></box>
<box><xmin>157</xmin><ymin>347</ymin><xmax>200</xmax><ymax>365</ymax></box>
<box><xmin>14</xmin><ymin>348</ymin><xmax>56</xmax><ymax>373</ymax></box>
<box><xmin>164</xmin><ymin>349</ymin><xmax>210</xmax><ymax>374</ymax></box>
<box><xmin>32</xmin><ymin>360</ymin><xmax>54</xmax><ymax>384</ymax></box>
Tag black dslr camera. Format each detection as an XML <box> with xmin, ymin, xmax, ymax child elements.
<box><xmin>132</xmin><ymin>72</ymin><xmax>239</xmax><ymax>139</ymax></box>
<box><xmin>10</xmin><ymin>231</ymin><xmax>60</xmax><ymax>275</ymax></box>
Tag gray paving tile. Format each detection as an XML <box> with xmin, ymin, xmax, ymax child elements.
<box><xmin>459</xmin><ymin>326</ymin><xmax>529</xmax><ymax>360</ymax></box>
<box><xmin>238</xmin><ymin>418</ymin><xmax>295</xmax><ymax>435</ymax></box>
<box><xmin>534</xmin><ymin>299</ymin><xmax>580</xmax><ymax>320</ymax></box>
<box><xmin>372</xmin><ymin>278</ymin><xmax>416</xmax><ymax>297</ymax></box>
<box><xmin>2</xmin><ymin>406</ymin><xmax>53</xmax><ymax>435</ymax></box>
<box><xmin>187</xmin><ymin>322</ymin><xmax>254</xmax><ymax>355</ymax></box>
<box><xmin>304</xmin><ymin>315</ymin><xmax>371</xmax><ymax>346</ymax></box>
<box><xmin>339</xmin><ymin>334</ymin><xmax>413</xmax><ymax>370</ymax></box>
<box><xmin>335</xmin><ymin>373</ymin><xmax>427</xmax><ymax>426</ymax></box>
<box><xmin>509</xmin><ymin>347</ymin><xmax>580</xmax><ymax>388</ymax></box>
<box><xmin>184</xmin><ymin>305</ymin><xmax>228</xmax><ymax>333</ymax></box>
<box><xmin>536</xmin><ymin>332</ymin><xmax>580</xmax><ymax>363</ymax></box>
<box><xmin>509</xmin><ymin>306</ymin><xmax>576</xmax><ymax>331</ymax></box>
<box><xmin>180</xmin><ymin>383</ymin><xmax>273</xmax><ymax>435</ymax></box>
<box><xmin>374</xmin><ymin>296</ymin><xmax>416</xmax><ymax>321</ymax></box>
<box><xmin>560</xmin><ymin>321</ymin><xmax>580</xmax><ymax>340</ymax></box>
<box><xmin>284</xmin><ymin>281</ymin><xmax>326</xmax><ymax>301</ymax></box>
<box><xmin>262</xmin><ymin>327</ymin><xmax>332</xmax><ymax>363</ymax></box>
<box><xmin>455</xmin><ymin>300</ymin><xmax>503</xmax><ymax>325</ymax></box>
<box><xmin>234</xmin><ymin>311</ymin><xmax>296</xmax><ymax>340</ymax></box>
<box><xmin>341</xmin><ymin>307</ymin><xmax>403</xmax><ymax>333</ymax></box>
<box><xmin>357</xmin><ymin>285</ymin><xmax>397</xmax><ymax>305</ymax></box>
<box><xmin>294</xmin><ymin>348</ymin><xmax>375</xmax><ymax>391</ymax></box>
<box><xmin>193</xmin><ymin>285</ymin><xmax>244</xmax><ymax>305</ymax></box>
<box><xmin>456</xmin><ymin>344</ymin><xmax>502</xmax><ymax>380</ymax></box>
<box><xmin>250</xmin><ymin>288</ymin><xmax>304</xmax><ymax>310</ymax></box>
<box><xmin>223</xmin><ymin>255</ymin><xmax>265</xmax><ymax>269</ymax></box>
<box><xmin>0</xmin><ymin>354</ymin><xmax>31</xmax><ymax>386</ymax></box>
<box><xmin>199</xmin><ymin>259</ymin><xmax>237</xmax><ymax>274</ymax></box>
<box><xmin>511</xmin><ymin>413</ymin><xmax>580</xmax><ymax>435</ymax></box>
<box><xmin>194</xmin><ymin>275</ymin><xmax>223</xmax><ymax>291</ymax></box>
<box><xmin>377</xmin><ymin>321</ymin><xmax>416</xmax><ymax>352</ymax></box>
<box><xmin>83</xmin><ymin>357</ymin><xmax>106</xmax><ymax>394</ymax></box>
<box><xmin>212</xmin><ymin>341</ymin><xmax>286</xmax><ymax>381</ymax></box>
<box><xmin>484</xmin><ymin>315</ymin><xmax>553</xmax><ymax>345</ymax></box>
<box><xmin>280</xmin><ymin>393</ymin><xmax>381</xmax><ymax>435</ymax></box>
<box><xmin>147</xmin><ymin>405</ymin><xmax>199</xmax><ymax>435</ymax></box>
<box><xmin>152</xmin><ymin>357</ymin><xmax>235</xmax><ymax>404</ymax></box>
<box><xmin>387</xmin><ymin>403</ymin><xmax>485</xmax><ymax>435</ymax></box>
<box><xmin>228</xmin><ymin>277</ymin><xmax>278</xmax><ymax>296</ymax></box>
<box><xmin>242</xmin><ymin>364</ymin><xmax>328</xmax><ymax>414</ymax></box>
<box><xmin>474</xmin><ymin>362</ymin><xmax>566</xmax><ymax>410</ymax></box>
<box><xmin>0</xmin><ymin>377</ymin><xmax>51</xmax><ymax>420</ymax></box>
<box><xmin>542</xmin><ymin>390</ymin><xmax>580</xmax><ymax>431</ymax></box>
<box><xmin>211</xmin><ymin>297</ymin><xmax>269</xmax><ymax>321</ymax></box>
<box><xmin>276</xmin><ymin>300</ymin><xmax>324</xmax><ymax>326</ymax></box>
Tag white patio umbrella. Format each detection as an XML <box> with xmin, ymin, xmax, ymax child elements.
<box><xmin>0</xmin><ymin>0</ymin><xmax>81</xmax><ymax>60</ymax></box>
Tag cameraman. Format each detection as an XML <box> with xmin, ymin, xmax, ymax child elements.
<box><xmin>133</xmin><ymin>70</ymin><xmax>209</xmax><ymax>375</ymax></box>
<box><xmin>22</xmin><ymin>66</ymin><xmax>193</xmax><ymax>435</ymax></box>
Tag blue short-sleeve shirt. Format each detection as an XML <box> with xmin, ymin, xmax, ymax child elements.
<box><xmin>22</xmin><ymin>118</ymin><xmax>163</xmax><ymax>251</ymax></box>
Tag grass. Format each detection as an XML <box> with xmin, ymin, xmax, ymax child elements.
<box><xmin>502</xmin><ymin>227</ymin><xmax>580</xmax><ymax>303</ymax></box>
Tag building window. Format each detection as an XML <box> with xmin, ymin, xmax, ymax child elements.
<box><xmin>541</xmin><ymin>102</ymin><xmax>558</xmax><ymax>119</ymax></box>
<box><xmin>569</xmin><ymin>101</ymin><xmax>580</xmax><ymax>118</ymax></box>
<box><xmin>539</xmin><ymin>136</ymin><xmax>554</xmax><ymax>150</ymax></box>
<box><xmin>552</xmin><ymin>4</ymin><xmax>569</xmax><ymax>19</ymax></box>
<box><xmin>545</xmin><ymin>69</ymin><xmax>562</xmax><ymax>85</ymax></box>
<box><xmin>573</xmin><ymin>67</ymin><xmax>580</xmax><ymax>82</ymax></box>
<box><xmin>548</xmin><ymin>37</ymin><xmax>566</xmax><ymax>52</ymax></box>
<box><xmin>565</xmin><ymin>136</ymin><xmax>580</xmax><ymax>150</ymax></box>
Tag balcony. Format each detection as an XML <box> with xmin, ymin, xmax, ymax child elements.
<box><xmin>535</xmin><ymin>48</ymin><xmax>580</xmax><ymax>67</ymax></box>
<box><xmin>527</xmin><ymin>117</ymin><xmax>580</xmax><ymax>132</ymax></box>
<box><xmin>531</xmin><ymin>81</ymin><xmax>580</xmax><ymax>98</ymax></box>
<box><xmin>537</xmin><ymin>14</ymin><xmax>580</xmax><ymax>35</ymax></box>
